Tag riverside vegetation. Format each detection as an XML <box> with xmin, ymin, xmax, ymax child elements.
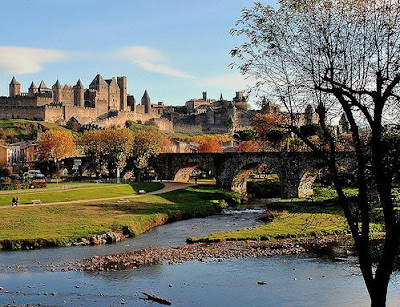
<box><xmin>188</xmin><ymin>186</ymin><xmax>384</xmax><ymax>243</ymax></box>
<box><xmin>0</xmin><ymin>185</ymin><xmax>234</xmax><ymax>250</ymax></box>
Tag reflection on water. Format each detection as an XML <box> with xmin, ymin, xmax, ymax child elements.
<box><xmin>1</xmin><ymin>256</ymin><xmax>400</xmax><ymax>306</ymax></box>
<box><xmin>0</xmin><ymin>207</ymin><xmax>399</xmax><ymax>306</ymax></box>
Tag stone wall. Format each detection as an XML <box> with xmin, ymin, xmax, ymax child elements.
<box><xmin>44</xmin><ymin>105</ymin><xmax>64</xmax><ymax>122</ymax></box>
<box><xmin>0</xmin><ymin>96</ymin><xmax>52</xmax><ymax>107</ymax></box>
<box><xmin>0</xmin><ymin>105</ymin><xmax>45</xmax><ymax>120</ymax></box>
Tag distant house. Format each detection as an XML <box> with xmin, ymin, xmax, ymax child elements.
<box><xmin>0</xmin><ymin>144</ymin><xmax>12</xmax><ymax>167</ymax></box>
<box><xmin>0</xmin><ymin>141</ymin><xmax>36</xmax><ymax>167</ymax></box>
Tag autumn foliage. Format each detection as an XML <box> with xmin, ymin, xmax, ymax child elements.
<box><xmin>36</xmin><ymin>129</ymin><xmax>75</xmax><ymax>162</ymax></box>
<box><xmin>238</xmin><ymin>141</ymin><xmax>263</xmax><ymax>152</ymax></box>
<box><xmin>252</xmin><ymin>113</ymin><xmax>288</xmax><ymax>135</ymax></box>
<box><xmin>198</xmin><ymin>140</ymin><xmax>223</xmax><ymax>153</ymax></box>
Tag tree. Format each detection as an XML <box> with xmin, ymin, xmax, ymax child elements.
<box><xmin>238</xmin><ymin>140</ymin><xmax>263</xmax><ymax>152</ymax></box>
<box><xmin>81</xmin><ymin>130</ymin><xmax>106</xmax><ymax>178</ymax></box>
<box><xmin>130</xmin><ymin>129</ymin><xmax>162</xmax><ymax>181</ymax></box>
<box><xmin>231</xmin><ymin>1</ymin><xmax>400</xmax><ymax>305</ymax></box>
<box><xmin>252</xmin><ymin>113</ymin><xmax>289</xmax><ymax>150</ymax></box>
<box><xmin>102</xmin><ymin>128</ymin><xmax>133</xmax><ymax>178</ymax></box>
<box><xmin>36</xmin><ymin>130</ymin><xmax>75</xmax><ymax>176</ymax></box>
<box><xmin>198</xmin><ymin>140</ymin><xmax>223</xmax><ymax>153</ymax></box>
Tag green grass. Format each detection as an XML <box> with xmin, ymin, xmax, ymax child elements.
<box><xmin>188</xmin><ymin>186</ymin><xmax>384</xmax><ymax>243</ymax></box>
<box><xmin>0</xmin><ymin>182</ymin><xmax>164</xmax><ymax>206</ymax></box>
<box><xmin>0</xmin><ymin>186</ymin><xmax>228</xmax><ymax>246</ymax></box>
<box><xmin>0</xmin><ymin>119</ymin><xmax>68</xmax><ymax>142</ymax></box>
<box><xmin>188</xmin><ymin>212</ymin><xmax>350</xmax><ymax>243</ymax></box>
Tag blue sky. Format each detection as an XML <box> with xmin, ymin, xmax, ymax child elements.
<box><xmin>0</xmin><ymin>0</ymin><xmax>275</xmax><ymax>106</ymax></box>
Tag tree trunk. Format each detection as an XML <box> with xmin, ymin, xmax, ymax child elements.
<box><xmin>369</xmin><ymin>278</ymin><xmax>389</xmax><ymax>307</ymax></box>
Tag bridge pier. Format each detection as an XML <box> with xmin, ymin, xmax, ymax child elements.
<box><xmin>153</xmin><ymin>152</ymin><xmax>353</xmax><ymax>199</ymax></box>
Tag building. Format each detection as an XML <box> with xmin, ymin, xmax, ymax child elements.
<box><xmin>0</xmin><ymin>75</ymin><xmax>173</xmax><ymax>131</ymax></box>
<box><xmin>0</xmin><ymin>141</ymin><xmax>36</xmax><ymax>167</ymax></box>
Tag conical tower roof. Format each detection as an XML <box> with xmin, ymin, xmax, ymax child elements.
<box><xmin>10</xmin><ymin>77</ymin><xmax>20</xmax><ymax>85</ymax></box>
<box><xmin>76</xmin><ymin>79</ymin><xmax>84</xmax><ymax>88</ymax></box>
<box><xmin>53</xmin><ymin>79</ymin><xmax>62</xmax><ymax>88</ymax></box>
<box><xmin>142</xmin><ymin>90</ymin><xmax>150</xmax><ymax>102</ymax></box>
<box><xmin>29</xmin><ymin>81</ymin><xmax>37</xmax><ymax>89</ymax></box>
<box><xmin>220</xmin><ymin>93</ymin><xmax>224</xmax><ymax>101</ymax></box>
<box><xmin>89</xmin><ymin>74</ymin><xmax>108</xmax><ymax>87</ymax></box>
<box><xmin>38</xmin><ymin>80</ymin><xmax>49</xmax><ymax>89</ymax></box>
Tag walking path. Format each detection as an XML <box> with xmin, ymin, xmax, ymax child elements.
<box><xmin>0</xmin><ymin>182</ymin><xmax>193</xmax><ymax>209</ymax></box>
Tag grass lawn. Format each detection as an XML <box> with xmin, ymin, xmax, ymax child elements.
<box><xmin>0</xmin><ymin>182</ymin><xmax>164</xmax><ymax>206</ymax></box>
<box><xmin>188</xmin><ymin>186</ymin><xmax>383</xmax><ymax>243</ymax></box>
<box><xmin>0</xmin><ymin>186</ymin><xmax>230</xmax><ymax>248</ymax></box>
<box><xmin>0</xmin><ymin>119</ymin><xmax>68</xmax><ymax>141</ymax></box>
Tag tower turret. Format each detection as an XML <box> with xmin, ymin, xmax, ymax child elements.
<box><xmin>52</xmin><ymin>80</ymin><xmax>62</xmax><ymax>102</ymax></box>
<box><xmin>9</xmin><ymin>77</ymin><xmax>21</xmax><ymax>98</ymax></box>
<box><xmin>28</xmin><ymin>81</ymin><xmax>38</xmax><ymax>96</ymax></box>
<box><xmin>117</xmin><ymin>76</ymin><xmax>127</xmax><ymax>111</ymax></box>
<box><xmin>142</xmin><ymin>90</ymin><xmax>151</xmax><ymax>114</ymax></box>
<box><xmin>73</xmin><ymin>79</ymin><xmax>85</xmax><ymax>107</ymax></box>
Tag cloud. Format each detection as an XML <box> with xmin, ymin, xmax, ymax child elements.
<box><xmin>116</xmin><ymin>46</ymin><xmax>194</xmax><ymax>79</ymax></box>
<box><xmin>200</xmin><ymin>73</ymin><xmax>257</xmax><ymax>90</ymax></box>
<box><xmin>0</xmin><ymin>46</ymin><xmax>67</xmax><ymax>74</ymax></box>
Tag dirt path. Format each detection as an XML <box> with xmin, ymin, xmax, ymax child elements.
<box><xmin>0</xmin><ymin>181</ymin><xmax>193</xmax><ymax>209</ymax></box>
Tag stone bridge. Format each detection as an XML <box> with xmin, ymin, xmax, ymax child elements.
<box><xmin>152</xmin><ymin>152</ymin><xmax>354</xmax><ymax>198</ymax></box>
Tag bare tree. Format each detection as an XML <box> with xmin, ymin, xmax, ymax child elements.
<box><xmin>231</xmin><ymin>1</ymin><xmax>400</xmax><ymax>305</ymax></box>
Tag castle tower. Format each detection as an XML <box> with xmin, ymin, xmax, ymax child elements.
<box><xmin>74</xmin><ymin>79</ymin><xmax>85</xmax><ymax>107</ymax></box>
<box><xmin>38</xmin><ymin>81</ymin><xmax>51</xmax><ymax>94</ymax></box>
<box><xmin>28</xmin><ymin>81</ymin><xmax>38</xmax><ymax>96</ymax></box>
<box><xmin>127</xmin><ymin>95</ymin><xmax>136</xmax><ymax>112</ymax></box>
<box><xmin>142</xmin><ymin>90</ymin><xmax>151</xmax><ymax>114</ymax></box>
<box><xmin>52</xmin><ymin>80</ymin><xmax>62</xmax><ymax>102</ymax></box>
<box><xmin>202</xmin><ymin>91</ymin><xmax>207</xmax><ymax>101</ymax></box>
<box><xmin>304</xmin><ymin>104</ymin><xmax>314</xmax><ymax>126</ymax></box>
<box><xmin>338</xmin><ymin>113</ymin><xmax>350</xmax><ymax>134</ymax></box>
<box><xmin>89</xmin><ymin>74</ymin><xmax>108</xmax><ymax>91</ymax></box>
<box><xmin>117</xmin><ymin>76</ymin><xmax>127</xmax><ymax>111</ymax></box>
<box><xmin>9</xmin><ymin>77</ymin><xmax>21</xmax><ymax>98</ymax></box>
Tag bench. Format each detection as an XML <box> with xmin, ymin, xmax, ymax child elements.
<box><xmin>31</xmin><ymin>199</ymin><xmax>41</xmax><ymax>204</ymax></box>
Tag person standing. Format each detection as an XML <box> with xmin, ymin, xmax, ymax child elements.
<box><xmin>11</xmin><ymin>196</ymin><xmax>15</xmax><ymax>206</ymax></box>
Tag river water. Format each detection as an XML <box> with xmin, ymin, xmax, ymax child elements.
<box><xmin>0</xmin><ymin>209</ymin><xmax>399</xmax><ymax>306</ymax></box>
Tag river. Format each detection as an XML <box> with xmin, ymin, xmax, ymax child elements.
<box><xmin>0</xmin><ymin>209</ymin><xmax>399</xmax><ymax>306</ymax></box>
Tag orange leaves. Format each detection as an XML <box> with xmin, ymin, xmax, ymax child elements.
<box><xmin>198</xmin><ymin>140</ymin><xmax>223</xmax><ymax>153</ymax></box>
<box><xmin>252</xmin><ymin>113</ymin><xmax>289</xmax><ymax>135</ymax></box>
<box><xmin>191</xmin><ymin>134</ymin><xmax>232</xmax><ymax>143</ymax></box>
<box><xmin>36</xmin><ymin>129</ymin><xmax>75</xmax><ymax>161</ymax></box>
<box><xmin>238</xmin><ymin>141</ymin><xmax>263</xmax><ymax>152</ymax></box>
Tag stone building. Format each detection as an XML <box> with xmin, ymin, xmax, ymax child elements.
<box><xmin>0</xmin><ymin>75</ymin><xmax>173</xmax><ymax>131</ymax></box>
<box><xmin>163</xmin><ymin>91</ymin><xmax>239</xmax><ymax>134</ymax></box>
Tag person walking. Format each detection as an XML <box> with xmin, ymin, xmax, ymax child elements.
<box><xmin>11</xmin><ymin>196</ymin><xmax>15</xmax><ymax>206</ymax></box>
<box><xmin>15</xmin><ymin>197</ymin><xmax>19</xmax><ymax>206</ymax></box>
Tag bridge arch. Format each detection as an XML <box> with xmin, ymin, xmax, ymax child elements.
<box><xmin>173</xmin><ymin>162</ymin><xmax>214</xmax><ymax>183</ymax></box>
<box><xmin>231</xmin><ymin>162</ymin><xmax>281</xmax><ymax>196</ymax></box>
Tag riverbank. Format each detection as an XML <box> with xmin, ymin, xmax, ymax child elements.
<box><xmin>0</xmin><ymin>186</ymin><xmax>234</xmax><ymax>250</ymax></box>
<box><xmin>77</xmin><ymin>235</ymin><xmax>356</xmax><ymax>271</ymax></box>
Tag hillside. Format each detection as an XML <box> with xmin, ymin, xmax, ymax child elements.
<box><xmin>0</xmin><ymin>119</ymin><xmax>68</xmax><ymax>144</ymax></box>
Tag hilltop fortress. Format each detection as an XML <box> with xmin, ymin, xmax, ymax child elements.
<box><xmin>0</xmin><ymin>75</ymin><xmax>330</xmax><ymax>134</ymax></box>
<box><xmin>0</xmin><ymin>75</ymin><xmax>172</xmax><ymax>130</ymax></box>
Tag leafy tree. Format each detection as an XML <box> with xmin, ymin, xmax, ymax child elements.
<box><xmin>102</xmin><ymin>128</ymin><xmax>133</xmax><ymax>178</ymax></box>
<box><xmin>81</xmin><ymin>130</ymin><xmax>106</xmax><ymax>178</ymax></box>
<box><xmin>231</xmin><ymin>0</ymin><xmax>400</xmax><ymax>305</ymax></box>
<box><xmin>36</xmin><ymin>130</ymin><xmax>75</xmax><ymax>176</ymax></box>
<box><xmin>198</xmin><ymin>140</ymin><xmax>223</xmax><ymax>153</ymax></box>
<box><xmin>130</xmin><ymin>129</ymin><xmax>162</xmax><ymax>180</ymax></box>
<box><xmin>238</xmin><ymin>140</ymin><xmax>262</xmax><ymax>152</ymax></box>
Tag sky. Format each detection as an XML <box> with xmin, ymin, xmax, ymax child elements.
<box><xmin>0</xmin><ymin>0</ymin><xmax>276</xmax><ymax>106</ymax></box>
